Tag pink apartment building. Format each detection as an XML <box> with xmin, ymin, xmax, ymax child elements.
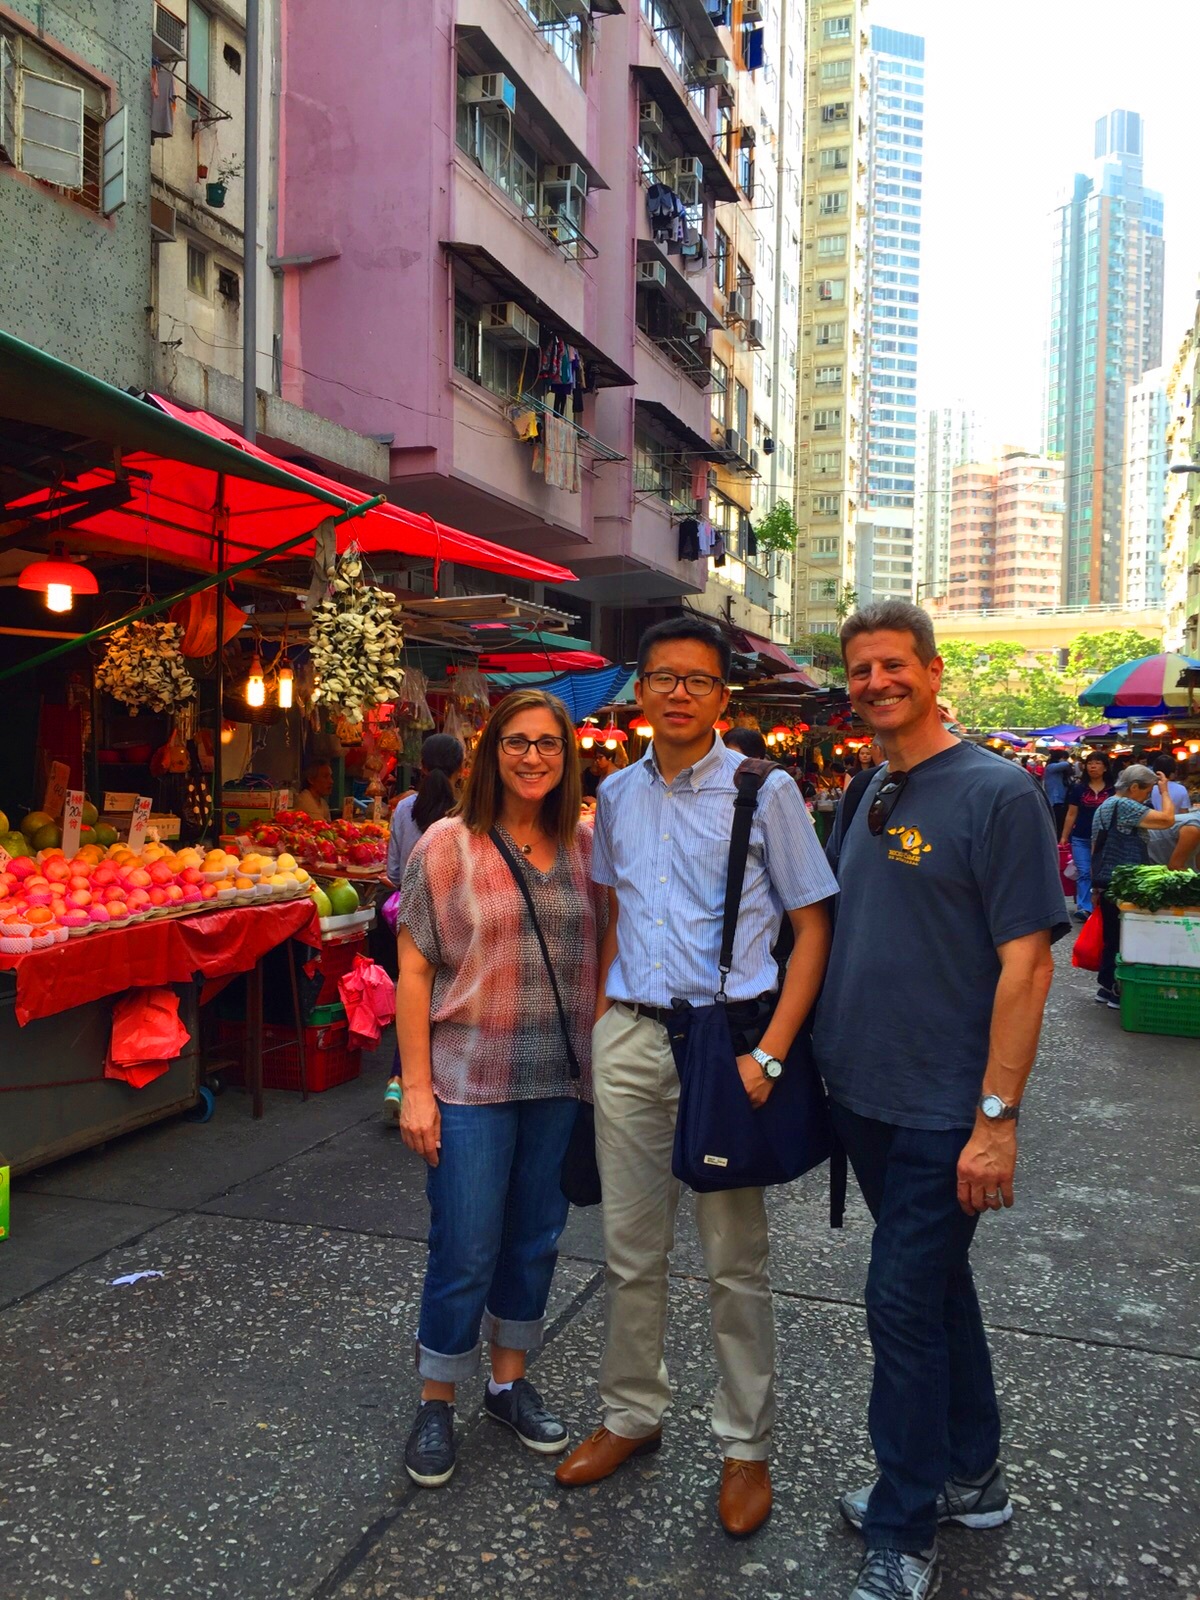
<box><xmin>945</xmin><ymin>453</ymin><xmax>1064</xmax><ymax>612</ymax></box>
<box><xmin>276</xmin><ymin>0</ymin><xmax>743</xmax><ymax>654</ymax></box>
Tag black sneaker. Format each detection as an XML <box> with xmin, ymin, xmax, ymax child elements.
<box><xmin>1095</xmin><ymin>986</ymin><xmax>1119</xmax><ymax>1006</ymax></box>
<box><xmin>404</xmin><ymin>1399</ymin><xmax>456</xmax><ymax>1488</ymax></box>
<box><xmin>484</xmin><ymin>1377</ymin><xmax>569</xmax><ymax>1455</ymax></box>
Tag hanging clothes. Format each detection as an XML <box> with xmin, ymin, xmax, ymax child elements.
<box><xmin>691</xmin><ymin>460</ymin><xmax>709</xmax><ymax>503</ymax></box>
<box><xmin>646</xmin><ymin>184</ymin><xmax>687</xmax><ymax>246</ymax></box>
<box><xmin>712</xmin><ymin>532</ymin><xmax>727</xmax><ymax>567</ymax></box>
<box><xmin>150</xmin><ymin>63</ymin><xmax>176</xmax><ymax>140</ymax></box>
<box><xmin>697</xmin><ymin>519</ymin><xmax>715</xmax><ymax>556</ymax></box>
<box><xmin>742</xmin><ymin>514</ymin><xmax>758</xmax><ymax>559</ymax></box>
<box><xmin>537</xmin><ymin>413</ymin><xmax>581</xmax><ymax>494</ymax></box>
<box><xmin>677</xmin><ymin>518</ymin><xmax>701</xmax><ymax>562</ymax></box>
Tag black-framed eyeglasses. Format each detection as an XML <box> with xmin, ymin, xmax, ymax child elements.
<box><xmin>499</xmin><ymin>734</ymin><xmax>567</xmax><ymax>756</ymax></box>
<box><xmin>642</xmin><ymin>670</ymin><xmax>725</xmax><ymax>697</ymax></box>
<box><xmin>867</xmin><ymin>771</ymin><xmax>909</xmax><ymax>836</ymax></box>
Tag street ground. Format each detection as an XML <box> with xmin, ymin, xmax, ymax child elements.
<box><xmin>1</xmin><ymin>938</ymin><xmax>1197</xmax><ymax>1600</ymax></box>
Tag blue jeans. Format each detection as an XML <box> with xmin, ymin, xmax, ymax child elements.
<box><xmin>1070</xmin><ymin>836</ymin><xmax>1093</xmax><ymax>915</ymax></box>
<box><xmin>416</xmin><ymin>1097</ymin><xmax>576</xmax><ymax>1382</ymax></box>
<box><xmin>832</xmin><ymin>1103</ymin><xmax>1001</xmax><ymax>1554</ymax></box>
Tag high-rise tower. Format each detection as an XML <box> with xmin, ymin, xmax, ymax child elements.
<box><xmin>854</xmin><ymin>24</ymin><xmax>925</xmax><ymax>606</ymax></box>
<box><xmin>1045</xmin><ymin>110</ymin><xmax>1165</xmax><ymax>605</ymax></box>
<box><xmin>915</xmin><ymin>403</ymin><xmax>981</xmax><ymax>602</ymax></box>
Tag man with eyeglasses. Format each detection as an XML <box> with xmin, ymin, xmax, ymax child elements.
<box><xmin>811</xmin><ymin>602</ymin><xmax>1068</xmax><ymax>1600</ymax></box>
<box><xmin>555</xmin><ymin>615</ymin><xmax>837</xmax><ymax>1537</ymax></box>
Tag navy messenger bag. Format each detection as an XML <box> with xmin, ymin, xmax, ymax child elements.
<box><xmin>666</xmin><ymin>760</ymin><xmax>843</xmax><ymax>1217</ymax></box>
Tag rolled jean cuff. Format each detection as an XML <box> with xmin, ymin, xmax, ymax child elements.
<box><xmin>864</xmin><ymin>1531</ymin><xmax>937</xmax><ymax>1556</ymax></box>
<box><xmin>480</xmin><ymin>1308</ymin><xmax>545</xmax><ymax>1351</ymax></box>
<box><xmin>415</xmin><ymin>1338</ymin><xmax>482</xmax><ymax>1382</ymax></box>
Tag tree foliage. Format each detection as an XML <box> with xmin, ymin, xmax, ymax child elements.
<box><xmin>755</xmin><ymin>500</ymin><xmax>799</xmax><ymax>554</ymax></box>
<box><xmin>1066</xmin><ymin>631</ymin><xmax>1160</xmax><ymax>677</ymax></box>
<box><xmin>935</xmin><ymin>629</ymin><xmax>1161</xmax><ymax>730</ymax></box>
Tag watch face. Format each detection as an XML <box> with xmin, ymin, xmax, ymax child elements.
<box><xmin>981</xmin><ymin>1094</ymin><xmax>1005</xmax><ymax>1119</ymax></box>
<box><xmin>765</xmin><ymin>1058</ymin><xmax>783</xmax><ymax>1080</ymax></box>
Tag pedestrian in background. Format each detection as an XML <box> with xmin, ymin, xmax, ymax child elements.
<box><xmin>813</xmin><ymin>601</ymin><xmax>1067</xmax><ymax>1600</ymax></box>
<box><xmin>555</xmin><ymin>615</ymin><xmax>836</xmax><ymax>1538</ymax></box>
<box><xmin>1041</xmin><ymin>748</ymin><xmax>1073</xmax><ymax>838</ymax></box>
<box><xmin>382</xmin><ymin>733</ymin><xmax>465</xmax><ymax>1122</ymax></box>
<box><xmin>1059</xmin><ymin>753</ymin><xmax>1113</xmax><ymax>923</ymax></box>
<box><xmin>1090</xmin><ymin>765</ymin><xmax>1175</xmax><ymax>1009</ymax></box>
<box><xmin>724</xmin><ymin>725</ymin><xmax>770</xmax><ymax>760</ymax></box>
<box><xmin>394</xmin><ymin>690</ymin><xmax>603</xmax><ymax>1488</ymax></box>
<box><xmin>1150</xmin><ymin>755</ymin><xmax>1191</xmax><ymax>815</ymax></box>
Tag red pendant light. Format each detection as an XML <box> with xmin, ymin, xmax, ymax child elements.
<box><xmin>600</xmin><ymin>721</ymin><xmax>628</xmax><ymax>749</ymax></box>
<box><xmin>18</xmin><ymin>544</ymin><xmax>99</xmax><ymax>613</ymax></box>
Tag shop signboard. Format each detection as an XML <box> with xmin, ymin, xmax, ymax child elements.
<box><xmin>127</xmin><ymin>797</ymin><xmax>154</xmax><ymax>853</ymax></box>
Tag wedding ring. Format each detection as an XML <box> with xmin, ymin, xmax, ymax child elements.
<box><xmin>984</xmin><ymin>1190</ymin><xmax>1001</xmax><ymax>1201</ymax></box>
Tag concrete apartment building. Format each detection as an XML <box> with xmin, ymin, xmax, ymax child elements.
<box><xmin>1122</xmin><ymin>367</ymin><xmax>1167</xmax><ymax>610</ymax></box>
<box><xmin>792</xmin><ymin>0</ymin><xmax>870</xmax><ymax>638</ymax></box>
<box><xmin>1163</xmin><ymin>300</ymin><xmax>1200</xmax><ymax>655</ymax></box>
<box><xmin>943</xmin><ymin>451</ymin><xmax>1064</xmax><ymax>614</ymax></box>
<box><xmin>854</xmin><ymin>23</ymin><xmax>924</xmax><ymax>608</ymax></box>
<box><xmin>914</xmin><ymin>401</ymin><xmax>980</xmax><ymax>604</ymax></box>
<box><xmin>1045</xmin><ymin>109</ymin><xmax>1164</xmax><ymax>606</ymax></box>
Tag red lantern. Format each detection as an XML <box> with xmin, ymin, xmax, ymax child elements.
<box><xmin>18</xmin><ymin>545</ymin><xmax>99</xmax><ymax>613</ymax></box>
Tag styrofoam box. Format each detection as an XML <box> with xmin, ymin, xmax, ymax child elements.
<box><xmin>318</xmin><ymin>907</ymin><xmax>377</xmax><ymax>938</ymax></box>
<box><xmin>1120</xmin><ymin>911</ymin><xmax>1200</xmax><ymax>970</ymax></box>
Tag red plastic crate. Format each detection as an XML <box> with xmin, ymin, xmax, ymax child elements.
<box><xmin>216</xmin><ymin>1019</ymin><xmax>362</xmax><ymax>1093</ymax></box>
<box><xmin>309</xmin><ymin>936</ymin><xmax>366</xmax><ymax>1005</ymax></box>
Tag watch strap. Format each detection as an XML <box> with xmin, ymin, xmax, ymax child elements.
<box><xmin>979</xmin><ymin>1095</ymin><xmax>1020</xmax><ymax>1122</ymax></box>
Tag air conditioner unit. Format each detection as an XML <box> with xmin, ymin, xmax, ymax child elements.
<box><xmin>639</xmin><ymin>101</ymin><xmax>665</xmax><ymax>134</ymax></box>
<box><xmin>749</xmin><ymin>448</ymin><xmax>760</xmax><ymax>472</ymax></box>
<box><xmin>461</xmin><ymin>73</ymin><xmax>517</xmax><ymax>111</ymax></box>
<box><xmin>726</xmin><ymin>289</ymin><xmax>747</xmax><ymax>321</ymax></box>
<box><xmin>542</xmin><ymin>162</ymin><xmax>588</xmax><ymax>199</ymax></box>
<box><xmin>638</xmin><ymin>260</ymin><xmax>668</xmax><ymax>289</ymax></box>
<box><xmin>695</xmin><ymin>57</ymin><xmax>734</xmax><ymax>89</ymax></box>
<box><xmin>726</xmin><ymin>428</ymin><xmax>743</xmax><ymax>455</ymax></box>
<box><xmin>742</xmin><ymin>0</ymin><xmax>764</xmax><ymax>21</ymax></box>
<box><xmin>739</xmin><ymin>124</ymin><xmax>756</xmax><ymax>149</ymax></box>
<box><xmin>737</xmin><ymin>436</ymin><xmax>752</xmax><ymax>465</ymax></box>
<box><xmin>674</xmin><ymin>155</ymin><xmax>704</xmax><ymax>188</ymax></box>
<box><xmin>485</xmin><ymin>302</ymin><xmax>540</xmax><ymax>348</ymax></box>
<box><xmin>152</xmin><ymin>3</ymin><xmax>186</xmax><ymax>61</ymax></box>
<box><xmin>683</xmin><ymin>309</ymin><xmax>708</xmax><ymax>336</ymax></box>
<box><xmin>150</xmin><ymin>195</ymin><xmax>177</xmax><ymax>243</ymax></box>
<box><xmin>556</xmin><ymin>0</ymin><xmax>592</xmax><ymax>18</ymax></box>
<box><xmin>745</xmin><ymin>318</ymin><xmax>764</xmax><ymax>348</ymax></box>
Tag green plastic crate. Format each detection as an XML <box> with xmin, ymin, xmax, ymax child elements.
<box><xmin>305</xmin><ymin>1001</ymin><xmax>346</xmax><ymax>1028</ymax></box>
<box><xmin>1114</xmin><ymin>958</ymin><xmax>1200</xmax><ymax>1038</ymax></box>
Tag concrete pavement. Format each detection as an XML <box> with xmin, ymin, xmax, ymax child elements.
<box><xmin>1</xmin><ymin>938</ymin><xmax>1197</xmax><ymax>1600</ymax></box>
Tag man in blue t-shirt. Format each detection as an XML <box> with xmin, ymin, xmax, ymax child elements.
<box><xmin>812</xmin><ymin>601</ymin><xmax>1068</xmax><ymax>1600</ymax></box>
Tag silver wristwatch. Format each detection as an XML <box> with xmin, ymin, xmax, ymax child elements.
<box><xmin>978</xmin><ymin>1093</ymin><xmax>1020</xmax><ymax>1123</ymax></box>
<box><xmin>751</xmin><ymin>1046</ymin><xmax>784</xmax><ymax>1081</ymax></box>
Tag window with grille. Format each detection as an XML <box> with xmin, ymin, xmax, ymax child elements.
<box><xmin>0</xmin><ymin>26</ymin><xmax>119</xmax><ymax>213</ymax></box>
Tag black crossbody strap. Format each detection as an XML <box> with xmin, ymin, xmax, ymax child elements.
<box><xmin>717</xmin><ymin>760</ymin><xmax>772</xmax><ymax>995</ymax></box>
<box><xmin>489</xmin><ymin>828</ymin><xmax>580</xmax><ymax>1079</ymax></box>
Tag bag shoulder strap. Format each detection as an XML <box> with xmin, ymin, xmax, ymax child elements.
<box><xmin>717</xmin><ymin>759</ymin><xmax>773</xmax><ymax>993</ymax></box>
<box><xmin>839</xmin><ymin>766</ymin><xmax>876</xmax><ymax>836</ymax></box>
<box><xmin>488</xmin><ymin>828</ymin><xmax>580</xmax><ymax>1079</ymax></box>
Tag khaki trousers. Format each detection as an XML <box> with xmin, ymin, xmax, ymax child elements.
<box><xmin>591</xmin><ymin>1003</ymin><xmax>775</xmax><ymax>1460</ymax></box>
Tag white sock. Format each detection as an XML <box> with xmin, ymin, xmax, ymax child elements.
<box><xmin>488</xmin><ymin>1379</ymin><xmax>515</xmax><ymax>1395</ymax></box>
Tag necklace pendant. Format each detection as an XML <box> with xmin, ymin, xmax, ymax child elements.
<box><xmin>521</xmin><ymin>843</ymin><xmax>532</xmax><ymax>856</ymax></box>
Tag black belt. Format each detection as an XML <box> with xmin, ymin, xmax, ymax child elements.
<box><xmin>621</xmin><ymin>995</ymin><xmax>775</xmax><ymax>1028</ymax></box>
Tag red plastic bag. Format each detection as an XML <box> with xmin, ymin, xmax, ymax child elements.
<box><xmin>1057</xmin><ymin>842</ymin><xmax>1077</xmax><ymax>895</ymax></box>
<box><xmin>106</xmin><ymin>986</ymin><xmax>191</xmax><ymax>1088</ymax></box>
<box><xmin>1071</xmin><ymin>907</ymin><xmax>1104</xmax><ymax>972</ymax></box>
<box><xmin>338</xmin><ymin>955</ymin><xmax>396</xmax><ymax>1048</ymax></box>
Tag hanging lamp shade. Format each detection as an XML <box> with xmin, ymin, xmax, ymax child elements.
<box><xmin>632</xmin><ymin>718</ymin><xmax>653</xmax><ymax>737</ymax></box>
<box><xmin>600</xmin><ymin>722</ymin><xmax>628</xmax><ymax>747</ymax></box>
<box><xmin>714</xmin><ymin>719</ymin><xmax>731</xmax><ymax>733</ymax></box>
<box><xmin>18</xmin><ymin>546</ymin><xmax>99</xmax><ymax>612</ymax></box>
<box><xmin>769</xmin><ymin>725</ymin><xmax>791</xmax><ymax>738</ymax></box>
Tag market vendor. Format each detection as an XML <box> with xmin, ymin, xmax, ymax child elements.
<box><xmin>296</xmin><ymin>760</ymin><xmax>334</xmax><ymax>823</ymax></box>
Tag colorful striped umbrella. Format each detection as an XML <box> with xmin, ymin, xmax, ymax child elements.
<box><xmin>1078</xmin><ymin>653</ymin><xmax>1200</xmax><ymax>715</ymax></box>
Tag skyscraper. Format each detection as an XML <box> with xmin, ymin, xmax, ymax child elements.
<box><xmin>855</xmin><ymin>24</ymin><xmax>925</xmax><ymax>605</ymax></box>
<box><xmin>1045</xmin><ymin>110</ymin><xmax>1165</xmax><ymax>605</ymax></box>
<box><xmin>1123</xmin><ymin>369</ymin><xmax>1168</xmax><ymax>609</ymax></box>
<box><xmin>915</xmin><ymin>402</ymin><xmax>981</xmax><ymax>602</ymax></box>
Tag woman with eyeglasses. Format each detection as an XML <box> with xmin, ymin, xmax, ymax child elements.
<box><xmin>394</xmin><ymin>689</ymin><xmax>604</xmax><ymax>1490</ymax></box>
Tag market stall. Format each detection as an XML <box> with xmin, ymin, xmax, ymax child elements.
<box><xmin>0</xmin><ymin>331</ymin><xmax>578</xmax><ymax>1174</ymax></box>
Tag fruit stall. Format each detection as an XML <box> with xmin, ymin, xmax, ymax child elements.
<box><xmin>0</xmin><ymin>331</ymin><xmax>578</xmax><ymax>1177</ymax></box>
<box><xmin>1109</xmin><ymin>864</ymin><xmax>1200</xmax><ymax>1039</ymax></box>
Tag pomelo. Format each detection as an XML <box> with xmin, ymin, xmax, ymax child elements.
<box><xmin>20</xmin><ymin>810</ymin><xmax>55</xmax><ymax>842</ymax></box>
<box><xmin>311</xmin><ymin>886</ymin><xmax>333</xmax><ymax>918</ymax></box>
<box><xmin>327</xmin><ymin>879</ymin><xmax>359</xmax><ymax>916</ymax></box>
<box><xmin>81</xmin><ymin>800</ymin><xmax>99</xmax><ymax>827</ymax></box>
<box><xmin>0</xmin><ymin>809</ymin><xmax>7</xmax><ymax>835</ymax></box>
<box><xmin>93</xmin><ymin>823</ymin><xmax>119</xmax><ymax>847</ymax></box>
<box><xmin>0</xmin><ymin>831</ymin><xmax>31</xmax><ymax>859</ymax></box>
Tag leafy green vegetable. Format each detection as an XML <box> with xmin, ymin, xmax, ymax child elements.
<box><xmin>1108</xmin><ymin>865</ymin><xmax>1200</xmax><ymax>913</ymax></box>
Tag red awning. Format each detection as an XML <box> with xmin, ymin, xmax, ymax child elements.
<box><xmin>478</xmin><ymin>649</ymin><xmax>610</xmax><ymax>673</ymax></box>
<box><xmin>6</xmin><ymin>393</ymin><xmax>575</xmax><ymax>586</ymax></box>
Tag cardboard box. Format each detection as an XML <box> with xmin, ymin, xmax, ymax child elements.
<box><xmin>103</xmin><ymin>791</ymin><xmax>139</xmax><ymax>812</ymax></box>
<box><xmin>100</xmin><ymin>812</ymin><xmax>183</xmax><ymax>842</ymax></box>
<box><xmin>220</xmin><ymin>789</ymin><xmax>282</xmax><ymax>811</ymax></box>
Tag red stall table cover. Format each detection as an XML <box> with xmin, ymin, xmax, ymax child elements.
<box><xmin>0</xmin><ymin>900</ymin><xmax>318</xmax><ymax>1026</ymax></box>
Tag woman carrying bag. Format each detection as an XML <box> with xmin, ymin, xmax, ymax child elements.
<box><xmin>395</xmin><ymin>690</ymin><xmax>604</xmax><ymax>1489</ymax></box>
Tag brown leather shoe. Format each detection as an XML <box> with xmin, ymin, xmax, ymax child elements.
<box><xmin>554</xmin><ymin>1425</ymin><xmax>662</xmax><ymax>1487</ymax></box>
<box><xmin>718</xmin><ymin>1458</ymin><xmax>772</xmax><ymax>1536</ymax></box>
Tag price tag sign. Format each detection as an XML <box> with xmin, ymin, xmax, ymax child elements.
<box><xmin>277</xmin><ymin>789</ymin><xmax>292</xmax><ymax>811</ymax></box>
<box><xmin>371</xmin><ymin>797</ymin><xmax>383</xmax><ymax>823</ymax></box>
<box><xmin>42</xmin><ymin>760</ymin><xmax>70</xmax><ymax>820</ymax></box>
<box><xmin>127</xmin><ymin>796</ymin><xmax>154</xmax><ymax>853</ymax></box>
<box><xmin>62</xmin><ymin>790</ymin><xmax>85</xmax><ymax>859</ymax></box>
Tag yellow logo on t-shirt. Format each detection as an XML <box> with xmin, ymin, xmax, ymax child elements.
<box><xmin>886</xmin><ymin>824</ymin><xmax>933</xmax><ymax>866</ymax></box>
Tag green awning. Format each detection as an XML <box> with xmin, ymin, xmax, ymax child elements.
<box><xmin>0</xmin><ymin>328</ymin><xmax>351</xmax><ymax>509</ymax></box>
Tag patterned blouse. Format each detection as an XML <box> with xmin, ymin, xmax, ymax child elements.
<box><xmin>399</xmin><ymin>817</ymin><xmax>605</xmax><ymax>1106</ymax></box>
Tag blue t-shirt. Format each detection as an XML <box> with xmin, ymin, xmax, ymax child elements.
<box><xmin>1042</xmin><ymin>760</ymin><xmax>1072</xmax><ymax>806</ymax></box>
<box><xmin>813</xmin><ymin>741</ymin><xmax>1070</xmax><ymax>1132</ymax></box>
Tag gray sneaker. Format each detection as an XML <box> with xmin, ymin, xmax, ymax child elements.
<box><xmin>840</xmin><ymin>1465</ymin><xmax>1012</xmax><ymax>1532</ymax></box>
<box><xmin>849</xmin><ymin>1545</ymin><xmax>940</xmax><ymax>1600</ymax></box>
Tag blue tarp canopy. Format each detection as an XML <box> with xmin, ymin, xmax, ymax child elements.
<box><xmin>486</xmin><ymin>664</ymin><xmax>633</xmax><ymax>721</ymax></box>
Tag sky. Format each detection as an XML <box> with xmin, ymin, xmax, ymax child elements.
<box><xmin>872</xmin><ymin>0</ymin><xmax>1200</xmax><ymax>450</ymax></box>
